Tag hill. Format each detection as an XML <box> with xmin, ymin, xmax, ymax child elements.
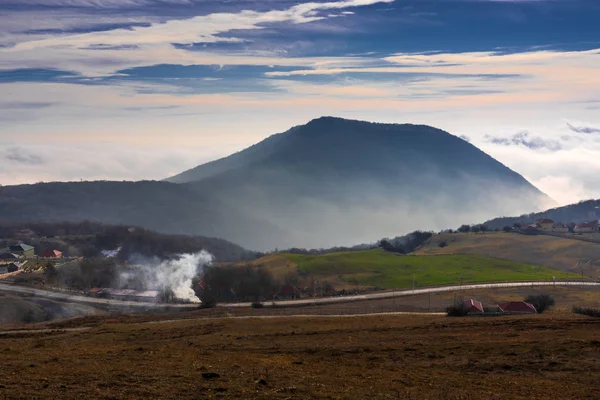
<box><xmin>0</xmin><ymin>221</ymin><xmax>259</xmax><ymax>263</ymax></box>
<box><xmin>485</xmin><ymin>199</ymin><xmax>600</xmax><ymax>229</ymax></box>
<box><xmin>415</xmin><ymin>232</ymin><xmax>600</xmax><ymax>278</ymax></box>
<box><xmin>0</xmin><ymin>117</ymin><xmax>550</xmax><ymax>250</ymax></box>
<box><xmin>265</xmin><ymin>249</ymin><xmax>562</xmax><ymax>290</ymax></box>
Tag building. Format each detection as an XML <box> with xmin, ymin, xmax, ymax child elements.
<box><xmin>552</xmin><ymin>223</ymin><xmax>569</xmax><ymax>233</ymax></box>
<box><xmin>574</xmin><ymin>222</ymin><xmax>596</xmax><ymax>233</ymax></box>
<box><xmin>536</xmin><ymin>218</ymin><xmax>554</xmax><ymax>231</ymax></box>
<box><xmin>521</xmin><ymin>224</ymin><xmax>539</xmax><ymax>233</ymax></box>
<box><xmin>40</xmin><ymin>249</ymin><xmax>63</xmax><ymax>259</ymax></box>
<box><xmin>499</xmin><ymin>301</ymin><xmax>537</xmax><ymax>314</ymax></box>
<box><xmin>463</xmin><ymin>299</ymin><xmax>484</xmax><ymax>314</ymax></box>
<box><xmin>4</xmin><ymin>244</ymin><xmax>35</xmax><ymax>258</ymax></box>
<box><xmin>0</xmin><ymin>261</ymin><xmax>25</xmax><ymax>275</ymax></box>
<box><xmin>0</xmin><ymin>252</ymin><xmax>22</xmax><ymax>261</ymax></box>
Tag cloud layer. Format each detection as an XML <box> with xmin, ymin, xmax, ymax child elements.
<box><xmin>1</xmin><ymin>0</ymin><xmax>600</xmax><ymax>209</ymax></box>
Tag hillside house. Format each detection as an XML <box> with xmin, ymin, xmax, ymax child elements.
<box><xmin>521</xmin><ymin>224</ymin><xmax>539</xmax><ymax>233</ymax></box>
<box><xmin>0</xmin><ymin>252</ymin><xmax>22</xmax><ymax>260</ymax></box>
<box><xmin>536</xmin><ymin>218</ymin><xmax>554</xmax><ymax>231</ymax></box>
<box><xmin>500</xmin><ymin>301</ymin><xmax>537</xmax><ymax>314</ymax></box>
<box><xmin>0</xmin><ymin>261</ymin><xmax>25</xmax><ymax>275</ymax></box>
<box><xmin>40</xmin><ymin>249</ymin><xmax>63</xmax><ymax>259</ymax></box>
<box><xmin>552</xmin><ymin>223</ymin><xmax>569</xmax><ymax>233</ymax></box>
<box><xmin>574</xmin><ymin>222</ymin><xmax>596</xmax><ymax>233</ymax></box>
<box><xmin>463</xmin><ymin>299</ymin><xmax>484</xmax><ymax>314</ymax></box>
<box><xmin>4</xmin><ymin>244</ymin><xmax>35</xmax><ymax>258</ymax></box>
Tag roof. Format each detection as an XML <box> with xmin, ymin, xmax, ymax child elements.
<box><xmin>575</xmin><ymin>222</ymin><xmax>595</xmax><ymax>228</ymax></box>
<box><xmin>522</xmin><ymin>225</ymin><xmax>539</xmax><ymax>231</ymax></box>
<box><xmin>41</xmin><ymin>249</ymin><xmax>63</xmax><ymax>257</ymax></box>
<box><xmin>0</xmin><ymin>252</ymin><xmax>21</xmax><ymax>259</ymax></box>
<box><xmin>9</xmin><ymin>244</ymin><xmax>34</xmax><ymax>252</ymax></box>
<box><xmin>499</xmin><ymin>301</ymin><xmax>537</xmax><ymax>313</ymax></box>
<box><xmin>463</xmin><ymin>299</ymin><xmax>484</xmax><ymax>313</ymax></box>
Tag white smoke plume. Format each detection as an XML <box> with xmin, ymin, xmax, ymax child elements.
<box><xmin>117</xmin><ymin>251</ymin><xmax>213</xmax><ymax>303</ymax></box>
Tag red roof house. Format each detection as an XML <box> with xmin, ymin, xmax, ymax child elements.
<box><xmin>499</xmin><ymin>301</ymin><xmax>537</xmax><ymax>314</ymax></box>
<box><xmin>40</xmin><ymin>249</ymin><xmax>63</xmax><ymax>258</ymax></box>
<box><xmin>463</xmin><ymin>299</ymin><xmax>484</xmax><ymax>314</ymax></box>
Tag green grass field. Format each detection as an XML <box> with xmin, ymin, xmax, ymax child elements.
<box><xmin>281</xmin><ymin>249</ymin><xmax>565</xmax><ymax>289</ymax></box>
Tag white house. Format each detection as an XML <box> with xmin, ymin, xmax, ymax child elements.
<box><xmin>574</xmin><ymin>222</ymin><xmax>596</xmax><ymax>233</ymax></box>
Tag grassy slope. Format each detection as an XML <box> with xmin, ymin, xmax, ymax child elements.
<box><xmin>415</xmin><ymin>232</ymin><xmax>600</xmax><ymax>278</ymax></box>
<box><xmin>280</xmin><ymin>249</ymin><xmax>562</xmax><ymax>289</ymax></box>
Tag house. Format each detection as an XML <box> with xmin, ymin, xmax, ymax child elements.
<box><xmin>499</xmin><ymin>301</ymin><xmax>537</xmax><ymax>314</ymax></box>
<box><xmin>40</xmin><ymin>249</ymin><xmax>63</xmax><ymax>259</ymax></box>
<box><xmin>574</xmin><ymin>222</ymin><xmax>596</xmax><ymax>233</ymax></box>
<box><xmin>463</xmin><ymin>299</ymin><xmax>484</xmax><ymax>314</ymax></box>
<box><xmin>0</xmin><ymin>263</ymin><xmax>19</xmax><ymax>274</ymax></box>
<box><xmin>521</xmin><ymin>224</ymin><xmax>539</xmax><ymax>233</ymax></box>
<box><xmin>536</xmin><ymin>218</ymin><xmax>554</xmax><ymax>231</ymax></box>
<box><xmin>0</xmin><ymin>261</ymin><xmax>25</xmax><ymax>275</ymax></box>
<box><xmin>0</xmin><ymin>252</ymin><xmax>22</xmax><ymax>260</ymax></box>
<box><xmin>6</xmin><ymin>244</ymin><xmax>35</xmax><ymax>258</ymax></box>
<box><xmin>278</xmin><ymin>284</ymin><xmax>302</xmax><ymax>299</ymax></box>
<box><xmin>552</xmin><ymin>223</ymin><xmax>569</xmax><ymax>233</ymax></box>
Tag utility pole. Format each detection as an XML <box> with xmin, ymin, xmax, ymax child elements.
<box><xmin>412</xmin><ymin>273</ymin><xmax>416</xmax><ymax>293</ymax></box>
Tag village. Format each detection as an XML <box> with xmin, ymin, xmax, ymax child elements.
<box><xmin>520</xmin><ymin>218</ymin><xmax>600</xmax><ymax>234</ymax></box>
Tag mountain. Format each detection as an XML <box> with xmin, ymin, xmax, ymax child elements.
<box><xmin>0</xmin><ymin>117</ymin><xmax>550</xmax><ymax>250</ymax></box>
<box><xmin>484</xmin><ymin>199</ymin><xmax>600</xmax><ymax>230</ymax></box>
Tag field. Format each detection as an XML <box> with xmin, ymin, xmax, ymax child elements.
<box><xmin>281</xmin><ymin>250</ymin><xmax>562</xmax><ymax>289</ymax></box>
<box><xmin>1</xmin><ymin>312</ymin><xmax>600</xmax><ymax>399</ymax></box>
<box><xmin>416</xmin><ymin>232</ymin><xmax>600</xmax><ymax>278</ymax></box>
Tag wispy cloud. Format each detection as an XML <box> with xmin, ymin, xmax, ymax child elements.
<box><xmin>485</xmin><ymin>131</ymin><xmax>563</xmax><ymax>151</ymax></box>
<box><xmin>1</xmin><ymin>0</ymin><xmax>189</xmax><ymax>7</ymax></box>
<box><xmin>566</xmin><ymin>122</ymin><xmax>600</xmax><ymax>134</ymax></box>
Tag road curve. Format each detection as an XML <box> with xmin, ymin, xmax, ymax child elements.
<box><xmin>2</xmin><ymin>281</ymin><xmax>599</xmax><ymax>309</ymax></box>
<box><xmin>226</xmin><ymin>281</ymin><xmax>600</xmax><ymax>307</ymax></box>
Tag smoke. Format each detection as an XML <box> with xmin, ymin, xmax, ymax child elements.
<box><xmin>117</xmin><ymin>251</ymin><xmax>213</xmax><ymax>303</ymax></box>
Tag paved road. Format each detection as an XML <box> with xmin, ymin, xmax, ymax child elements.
<box><xmin>227</xmin><ymin>280</ymin><xmax>600</xmax><ymax>307</ymax></box>
<box><xmin>2</xmin><ymin>280</ymin><xmax>599</xmax><ymax>309</ymax></box>
<box><xmin>0</xmin><ymin>283</ymin><xmax>198</xmax><ymax>309</ymax></box>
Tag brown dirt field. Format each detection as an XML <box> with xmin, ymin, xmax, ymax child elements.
<box><xmin>416</xmin><ymin>232</ymin><xmax>600</xmax><ymax>278</ymax></box>
<box><xmin>1</xmin><ymin>312</ymin><xmax>600</xmax><ymax>399</ymax></box>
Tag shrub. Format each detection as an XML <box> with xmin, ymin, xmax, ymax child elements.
<box><xmin>438</xmin><ymin>241</ymin><xmax>448</xmax><ymax>248</ymax></box>
<box><xmin>446</xmin><ymin>302</ymin><xmax>469</xmax><ymax>317</ymax></box>
<box><xmin>251</xmin><ymin>301</ymin><xmax>264</xmax><ymax>309</ymax></box>
<box><xmin>199</xmin><ymin>291</ymin><xmax>217</xmax><ymax>309</ymax></box>
<box><xmin>573</xmin><ymin>307</ymin><xmax>600</xmax><ymax>318</ymax></box>
<box><xmin>524</xmin><ymin>294</ymin><xmax>555</xmax><ymax>314</ymax></box>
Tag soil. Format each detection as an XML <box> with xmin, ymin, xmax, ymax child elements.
<box><xmin>1</xmin><ymin>311</ymin><xmax>599</xmax><ymax>399</ymax></box>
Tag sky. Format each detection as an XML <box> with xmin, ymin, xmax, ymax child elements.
<box><xmin>1</xmin><ymin>0</ymin><xmax>600</xmax><ymax>206</ymax></box>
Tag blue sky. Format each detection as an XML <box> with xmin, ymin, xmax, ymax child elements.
<box><xmin>1</xmin><ymin>0</ymin><xmax>600</xmax><ymax>205</ymax></box>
